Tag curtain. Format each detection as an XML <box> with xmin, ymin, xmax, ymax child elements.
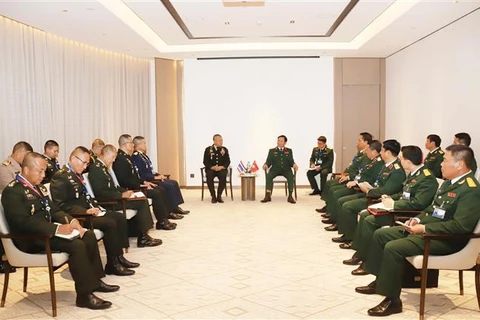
<box><xmin>0</xmin><ymin>15</ymin><xmax>151</xmax><ymax>164</ymax></box>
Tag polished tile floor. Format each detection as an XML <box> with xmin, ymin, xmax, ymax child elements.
<box><xmin>1</xmin><ymin>188</ymin><xmax>479</xmax><ymax>319</ymax></box>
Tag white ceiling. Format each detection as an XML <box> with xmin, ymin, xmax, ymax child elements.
<box><xmin>0</xmin><ymin>0</ymin><xmax>479</xmax><ymax>60</ymax></box>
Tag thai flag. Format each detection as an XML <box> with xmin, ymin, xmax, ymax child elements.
<box><xmin>237</xmin><ymin>162</ymin><xmax>246</xmax><ymax>173</ymax></box>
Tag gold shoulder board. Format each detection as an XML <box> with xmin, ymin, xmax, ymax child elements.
<box><xmin>423</xmin><ymin>169</ymin><xmax>431</xmax><ymax>176</ymax></box>
<box><xmin>439</xmin><ymin>150</ymin><xmax>444</xmax><ymax>154</ymax></box>
<box><xmin>394</xmin><ymin>163</ymin><xmax>400</xmax><ymax>169</ymax></box>
<box><xmin>2</xmin><ymin>160</ymin><xmax>11</xmax><ymax>166</ymax></box>
<box><xmin>467</xmin><ymin>177</ymin><xmax>477</xmax><ymax>188</ymax></box>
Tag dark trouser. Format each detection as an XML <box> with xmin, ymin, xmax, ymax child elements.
<box><xmin>29</xmin><ymin>231</ymin><xmax>102</xmax><ymax>295</ymax></box>
<box><xmin>307</xmin><ymin>168</ymin><xmax>332</xmax><ymax>192</ymax></box>
<box><xmin>325</xmin><ymin>185</ymin><xmax>359</xmax><ymax>222</ymax></box>
<box><xmin>206</xmin><ymin>169</ymin><xmax>227</xmax><ymax>198</ymax></box>
<box><xmin>266</xmin><ymin>168</ymin><xmax>294</xmax><ymax>194</ymax></box>
<box><xmin>116</xmin><ymin>199</ymin><xmax>154</xmax><ymax>234</ymax></box>
<box><xmin>365</xmin><ymin>226</ymin><xmax>463</xmax><ymax>299</ymax></box>
<box><xmin>92</xmin><ymin>211</ymin><xmax>129</xmax><ymax>255</ymax></box>
<box><xmin>154</xmin><ymin>179</ymin><xmax>185</xmax><ymax>211</ymax></box>
<box><xmin>352</xmin><ymin>211</ymin><xmax>391</xmax><ymax>261</ymax></box>
<box><xmin>337</xmin><ymin>196</ymin><xmax>368</xmax><ymax>240</ymax></box>
<box><xmin>146</xmin><ymin>187</ymin><xmax>170</xmax><ymax>220</ymax></box>
<box><xmin>321</xmin><ymin>178</ymin><xmax>342</xmax><ymax>201</ymax></box>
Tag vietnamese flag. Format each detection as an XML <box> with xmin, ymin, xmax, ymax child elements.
<box><xmin>251</xmin><ymin>160</ymin><xmax>259</xmax><ymax>173</ymax></box>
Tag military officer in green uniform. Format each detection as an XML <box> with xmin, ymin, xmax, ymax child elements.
<box><xmin>322</xmin><ymin>140</ymin><xmax>384</xmax><ymax>231</ymax></box>
<box><xmin>50</xmin><ymin>146</ymin><xmax>139</xmax><ymax>276</ymax></box>
<box><xmin>423</xmin><ymin>134</ymin><xmax>444</xmax><ymax>178</ymax></box>
<box><xmin>41</xmin><ymin>140</ymin><xmax>61</xmax><ymax>184</ymax></box>
<box><xmin>0</xmin><ymin>141</ymin><xmax>33</xmax><ymax>274</ymax></box>
<box><xmin>88</xmin><ymin>138</ymin><xmax>105</xmax><ymax>169</ymax></box>
<box><xmin>203</xmin><ymin>134</ymin><xmax>231</xmax><ymax>203</ymax></box>
<box><xmin>88</xmin><ymin>144</ymin><xmax>163</xmax><ymax>248</ymax></box>
<box><xmin>316</xmin><ymin>132</ymin><xmax>373</xmax><ymax>213</ymax></box>
<box><xmin>453</xmin><ymin>132</ymin><xmax>477</xmax><ymax>173</ymax></box>
<box><xmin>1</xmin><ymin>152</ymin><xmax>119</xmax><ymax>310</ymax></box>
<box><xmin>355</xmin><ymin>144</ymin><xmax>480</xmax><ymax>317</ymax></box>
<box><xmin>333</xmin><ymin>140</ymin><xmax>406</xmax><ymax>243</ymax></box>
<box><xmin>343</xmin><ymin>146</ymin><xmax>438</xmax><ymax>276</ymax></box>
<box><xmin>261</xmin><ymin>135</ymin><xmax>298</xmax><ymax>204</ymax></box>
<box><xmin>307</xmin><ymin>136</ymin><xmax>334</xmax><ymax>195</ymax></box>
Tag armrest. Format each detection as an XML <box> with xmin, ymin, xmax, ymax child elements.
<box><xmin>0</xmin><ymin>232</ymin><xmax>50</xmax><ymax>241</ymax></box>
<box><xmin>390</xmin><ymin>210</ymin><xmax>422</xmax><ymax>216</ymax></box>
<box><xmin>423</xmin><ymin>233</ymin><xmax>480</xmax><ymax>240</ymax></box>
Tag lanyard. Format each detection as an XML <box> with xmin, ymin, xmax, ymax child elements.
<box><xmin>16</xmin><ymin>174</ymin><xmax>51</xmax><ymax>222</ymax></box>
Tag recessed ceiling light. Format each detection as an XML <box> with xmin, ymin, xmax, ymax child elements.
<box><xmin>290</xmin><ymin>20</ymin><xmax>295</xmax><ymax>24</ymax></box>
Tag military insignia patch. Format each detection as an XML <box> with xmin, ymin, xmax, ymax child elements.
<box><xmin>220</xmin><ymin>148</ymin><xmax>225</xmax><ymax>156</ymax></box>
<box><xmin>394</xmin><ymin>164</ymin><xmax>400</xmax><ymax>170</ymax></box>
<box><xmin>31</xmin><ymin>204</ymin><xmax>35</xmax><ymax>215</ymax></box>
<box><xmin>448</xmin><ymin>192</ymin><xmax>456</xmax><ymax>198</ymax></box>
<box><xmin>2</xmin><ymin>160</ymin><xmax>11</xmax><ymax>166</ymax></box>
<box><xmin>423</xmin><ymin>169</ymin><xmax>431</xmax><ymax>176</ymax></box>
<box><xmin>467</xmin><ymin>177</ymin><xmax>477</xmax><ymax>187</ymax></box>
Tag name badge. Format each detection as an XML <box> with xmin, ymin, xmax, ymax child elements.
<box><xmin>402</xmin><ymin>191</ymin><xmax>411</xmax><ymax>200</ymax></box>
<box><xmin>354</xmin><ymin>174</ymin><xmax>361</xmax><ymax>182</ymax></box>
<box><xmin>317</xmin><ymin>160</ymin><xmax>323</xmax><ymax>165</ymax></box>
<box><xmin>432</xmin><ymin>207</ymin><xmax>446</xmax><ymax>219</ymax></box>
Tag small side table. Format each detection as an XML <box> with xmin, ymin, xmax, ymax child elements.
<box><xmin>240</xmin><ymin>174</ymin><xmax>256</xmax><ymax>201</ymax></box>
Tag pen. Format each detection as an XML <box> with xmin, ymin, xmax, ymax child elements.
<box><xmin>65</xmin><ymin>217</ymin><xmax>69</xmax><ymax>225</ymax></box>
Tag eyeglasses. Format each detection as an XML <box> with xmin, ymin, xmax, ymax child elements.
<box><xmin>75</xmin><ymin>155</ymin><xmax>90</xmax><ymax>167</ymax></box>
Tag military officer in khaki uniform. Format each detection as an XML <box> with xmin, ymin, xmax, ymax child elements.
<box><xmin>322</xmin><ymin>140</ymin><xmax>384</xmax><ymax>231</ymax></box>
<box><xmin>41</xmin><ymin>140</ymin><xmax>61</xmax><ymax>184</ymax></box>
<box><xmin>1</xmin><ymin>152</ymin><xmax>119</xmax><ymax>310</ymax></box>
<box><xmin>261</xmin><ymin>135</ymin><xmax>298</xmax><ymax>204</ymax></box>
<box><xmin>317</xmin><ymin>132</ymin><xmax>373</xmax><ymax>213</ymax></box>
<box><xmin>307</xmin><ymin>136</ymin><xmax>334</xmax><ymax>195</ymax></box>
<box><xmin>423</xmin><ymin>134</ymin><xmax>444</xmax><ymax>178</ymax></box>
<box><xmin>203</xmin><ymin>134</ymin><xmax>231</xmax><ymax>203</ymax></box>
<box><xmin>0</xmin><ymin>141</ymin><xmax>33</xmax><ymax>274</ymax></box>
<box><xmin>332</xmin><ymin>140</ymin><xmax>406</xmax><ymax>243</ymax></box>
<box><xmin>344</xmin><ymin>146</ymin><xmax>438</xmax><ymax>276</ymax></box>
<box><xmin>356</xmin><ymin>145</ymin><xmax>480</xmax><ymax>317</ymax></box>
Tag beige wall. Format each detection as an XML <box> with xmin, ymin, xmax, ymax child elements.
<box><xmin>154</xmin><ymin>58</ymin><xmax>186</xmax><ymax>185</ymax></box>
<box><xmin>333</xmin><ymin>58</ymin><xmax>385</xmax><ymax>172</ymax></box>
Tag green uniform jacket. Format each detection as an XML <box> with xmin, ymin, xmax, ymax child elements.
<box><xmin>112</xmin><ymin>149</ymin><xmax>144</xmax><ymax>190</ymax></box>
<box><xmin>309</xmin><ymin>146</ymin><xmax>334</xmax><ymax>170</ymax></box>
<box><xmin>392</xmin><ymin>167</ymin><xmax>438</xmax><ymax>210</ymax></box>
<box><xmin>265</xmin><ymin>147</ymin><xmax>295</xmax><ymax>171</ymax></box>
<box><xmin>367</xmin><ymin>158</ymin><xmax>406</xmax><ymax>198</ymax></box>
<box><xmin>423</xmin><ymin>148</ymin><xmax>444</xmax><ymax>179</ymax></box>
<box><xmin>88</xmin><ymin>159</ymin><xmax>126</xmax><ymax>200</ymax></box>
<box><xmin>356</xmin><ymin>155</ymin><xmax>384</xmax><ymax>185</ymax></box>
<box><xmin>417</xmin><ymin>172</ymin><xmax>480</xmax><ymax>236</ymax></box>
<box><xmin>1</xmin><ymin>179</ymin><xmax>72</xmax><ymax>252</ymax></box>
<box><xmin>344</xmin><ymin>151</ymin><xmax>367</xmax><ymax>180</ymax></box>
<box><xmin>50</xmin><ymin>165</ymin><xmax>99</xmax><ymax>214</ymax></box>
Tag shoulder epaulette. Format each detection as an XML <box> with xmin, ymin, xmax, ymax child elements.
<box><xmin>439</xmin><ymin>150</ymin><xmax>444</xmax><ymax>154</ymax></box>
<box><xmin>394</xmin><ymin>163</ymin><xmax>400</xmax><ymax>170</ymax></box>
<box><xmin>7</xmin><ymin>180</ymin><xmax>17</xmax><ymax>187</ymax></box>
<box><xmin>133</xmin><ymin>151</ymin><xmax>139</xmax><ymax>156</ymax></box>
<box><xmin>423</xmin><ymin>169</ymin><xmax>431</xmax><ymax>176</ymax></box>
<box><xmin>2</xmin><ymin>160</ymin><xmax>11</xmax><ymax>166</ymax></box>
<box><xmin>467</xmin><ymin>177</ymin><xmax>477</xmax><ymax>188</ymax></box>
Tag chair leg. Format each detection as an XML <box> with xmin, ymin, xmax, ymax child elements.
<box><xmin>284</xmin><ymin>183</ymin><xmax>287</xmax><ymax>196</ymax></box>
<box><xmin>294</xmin><ymin>180</ymin><xmax>297</xmax><ymax>200</ymax></box>
<box><xmin>48</xmin><ymin>263</ymin><xmax>57</xmax><ymax>317</ymax></box>
<box><xmin>1</xmin><ymin>267</ymin><xmax>10</xmax><ymax>307</ymax></box>
<box><xmin>23</xmin><ymin>267</ymin><xmax>28</xmax><ymax>292</ymax></box>
<box><xmin>459</xmin><ymin>270</ymin><xmax>464</xmax><ymax>295</ymax></box>
<box><xmin>230</xmin><ymin>181</ymin><xmax>233</xmax><ymax>200</ymax></box>
<box><xmin>475</xmin><ymin>263</ymin><xmax>480</xmax><ymax>310</ymax></box>
<box><xmin>201</xmin><ymin>182</ymin><xmax>204</xmax><ymax>201</ymax></box>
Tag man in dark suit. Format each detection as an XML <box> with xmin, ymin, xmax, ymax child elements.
<box><xmin>112</xmin><ymin>134</ymin><xmax>180</xmax><ymax>230</ymax></box>
<box><xmin>203</xmin><ymin>134</ymin><xmax>231</xmax><ymax>203</ymax></box>
<box><xmin>306</xmin><ymin>136</ymin><xmax>334</xmax><ymax>196</ymax></box>
<box><xmin>41</xmin><ymin>140</ymin><xmax>60</xmax><ymax>184</ymax></box>
<box><xmin>356</xmin><ymin>145</ymin><xmax>480</xmax><ymax>317</ymax></box>
<box><xmin>88</xmin><ymin>144</ymin><xmax>162</xmax><ymax>247</ymax></box>
<box><xmin>50</xmin><ymin>146</ymin><xmax>138</xmax><ymax>276</ymax></box>
<box><xmin>131</xmin><ymin>136</ymin><xmax>189</xmax><ymax>215</ymax></box>
<box><xmin>1</xmin><ymin>152</ymin><xmax>118</xmax><ymax>310</ymax></box>
<box><xmin>261</xmin><ymin>135</ymin><xmax>298</xmax><ymax>204</ymax></box>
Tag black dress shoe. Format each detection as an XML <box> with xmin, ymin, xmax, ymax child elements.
<box><xmin>287</xmin><ymin>196</ymin><xmax>296</xmax><ymax>204</ymax></box>
<box><xmin>211</xmin><ymin>197</ymin><xmax>217</xmax><ymax>203</ymax></box>
<box><xmin>217</xmin><ymin>197</ymin><xmax>224</xmax><ymax>203</ymax></box>
<box><xmin>175</xmin><ymin>207</ymin><xmax>190</xmax><ymax>215</ymax></box>
<box><xmin>322</xmin><ymin>218</ymin><xmax>334</xmax><ymax>224</ymax></box>
<box><xmin>94</xmin><ymin>280</ymin><xmax>120</xmax><ymax>293</ymax></box>
<box><xmin>168</xmin><ymin>212</ymin><xmax>184</xmax><ymax>220</ymax></box>
<box><xmin>0</xmin><ymin>261</ymin><xmax>16</xmax><ymax>274</ymax></box>
<box><xmin>321</xmin><ymin>213</ymin><xmax>331</xmax><ymax>218</ymax></box>
<box><xmin>324</xmin><ymin>224</ymin><xmax>338</xmax><ymax>231</ymax></box>
<box><xmin>105</xmin><ymin>258</ymin><xmax>135</xmax><ymax>276</ymax></box>
<box><xmin>260</xmin><ymin>195</ymin><xmax>271</xmax><ymax>203</ymax></box>
<box><xmin>137</xmin><ymin>233</ymin><xmax>163</xmax><ymax>247</ymax></box>
<box><xmin>343</xmin><ymin>254</ymin><xmax>362</xmax><ymax>265</ymax></box>
<box><xmin>309</xmin><ymin>190</ymin><xmax>321</xmax><ymax>196</ymax></box>
<box><xmin>118</xmin><ymin>255</ymin><xmax>140</xmax><ymax>268</ymax></box>
<box><xmin>332</xmin><ymin>235</ymin><xmax>351</xmax><ymax>243</ymax></box>
<box><xmin>355</xmin><ymin>281</ymin><xmax>377</xmax><ymax>295</ymax></box>
<box><xmin>367</xmin><ymin>297</ymin><xmax>402</xmax><ymax>316</ymax></box>
<box><xmin>339</xmin><ymin>242</ymin><xmax>353</xmax><ymax>249</ymax></box>
<box><xmin>352</xmin><ymin>262</ymin><xmax>369</xmax><ymax>276</ymax></box>
<box><xmin>76</xmin><ymin>293</ymin><xmax>112</xmax><ymax>310</ymax></box>
<box><xmin>315</xmin><ymin>206</ymin><xmax>327</xmax><ymax>213</ymax></box>
<box><xmin>156</xmin><ymin>220</ymin><xmax>177</xmax><ymax>230</ymax></box>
